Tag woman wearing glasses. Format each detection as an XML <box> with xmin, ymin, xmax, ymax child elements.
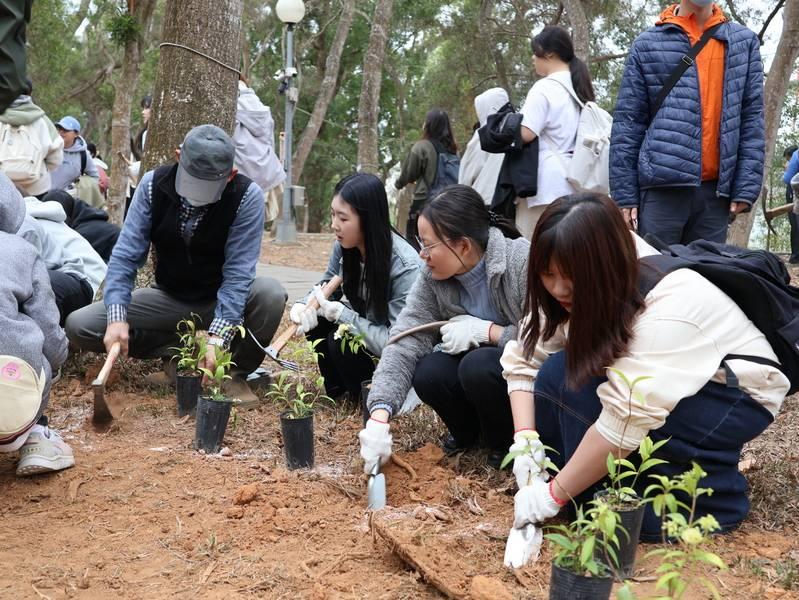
<box><xmin>289</xmin><ymin>173</ymin><xmax>422</xmax><ymax>400</ymax></box>
<box><xmin>358</xmin><ymin>185</ymin><xmax>530</xmax><ymax>472</ymax></box>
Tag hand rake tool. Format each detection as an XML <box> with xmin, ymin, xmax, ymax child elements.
<box><xmin>250</xmin><ymin>275</ymin><xmax>343</xmax><ymax>372</ymax></box>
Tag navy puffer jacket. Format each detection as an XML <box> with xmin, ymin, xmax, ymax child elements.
<box><xmin>610</xmin><ymin>21</ymin><xmax>764</xmax><ymax>208</ymax></box>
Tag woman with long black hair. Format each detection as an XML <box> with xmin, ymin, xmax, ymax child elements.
<box><xmin>359</xmin><ymin>185</ymin><xmax>530</xmax><ymax>472</ymax></box>
<box><xmin>395</xmin><ymin>108</ymin><xmax>458</xmax><ymax>248</ymax></box>
<box><xmin>290</xmin><ymin>173</ymin><xmax>422</xmax><ymax>400</ymax></box>
<box><xmin>501</xmin><ymin>193</ymin><xmax>788</xmax><ymax>545</ymax></box>
<box><xmin>515</xmin><ymin>25</ymin><xmax>596</xmax><ymax>239</ymax></box>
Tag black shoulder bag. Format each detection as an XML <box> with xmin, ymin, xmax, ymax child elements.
<box><xmin>649</xmin><ymin>23</ymin><xmax>723</xmax><ymax>122</ymax></box>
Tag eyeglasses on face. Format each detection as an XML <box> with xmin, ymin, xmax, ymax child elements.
<box><xmin>415</xmin><ymin>235</ymin><xmax>451</xmax><ymax>257</ymax></box>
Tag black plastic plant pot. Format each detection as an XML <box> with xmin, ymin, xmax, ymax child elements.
<box><xmin>194</xmin><ymin>395</ymin><xmax>233</xmax><ymax>453</ymax></box>
<box><xmin>176</xmin><ymin>372</ymin><xmax>201</xmax><ymax>417</ymax></box>
<box><xmin>549</xmin><ymin>563</ymin><xmax>613</xmax><ymax>600</ymax></box>
<box><xmin>280</xmin><ymin>411</ymin><xmax>314</xmax><ymax>470</ymax></box>
<box><xmin>360</xmin><ymin>380</ymin><xmax>372</xmax><ymax>426</ymax></box>
<box><xmin>594</xmin><ymin>490</ymin><xmax>645</xmax><ymax>579</ymax></box>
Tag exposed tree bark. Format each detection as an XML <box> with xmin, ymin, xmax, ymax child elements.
<box><xmin>142</xmin><ymin>0</ymin><xmax>244</xmax><ymax>175</ymax></box>
<box><xmin>560</xmin><ymin>0</ymin><xmax>590</xmax><ymax>61</ymax></box>
<box><xmin>479</xmin><ymin>0</ymin><xmax>511</xmax><ymax>93</ymax></box>
<box><xmin>106</xmin><ymin>0</ymin><xmax>158</xmax><ymax>226</ymax></box>
<box><xmin>293</xmin><ymin>0</ymin><xmax>356</xmax><ymax>184</ymax></box>
<box><xmin>356</xmin><ymin>0</ymin><xmax>394</xmax><ymax>174</ymax></box>
<box><xmin>727</xmin><ymin>1</ymin><xmax>799</xmax><ymax>247</ymax></box>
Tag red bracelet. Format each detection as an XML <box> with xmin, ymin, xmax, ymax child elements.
<box><xmin>369</xmin><ymin>416</ymin><xmax>388</xmax><ymax>425</ymax></box>
<box><xmin>549</xmin><ymin>480</ymin><xmax>569</xmax><ymax>507</ymax></box>
<box><xmin>514</xmin><ymin>427</ymin><xmax>535</xmax><ymax>435</ymax></box>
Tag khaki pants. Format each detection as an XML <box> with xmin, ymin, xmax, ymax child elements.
<box><xmin>65</xmin><ymin>277</ymin><xmax>287</xmax><ymax>376</ymax></box>
<box><xmin>515</xmin><ymin>201</ymin><xmax>547</xmax><ymax>241</ymax></box>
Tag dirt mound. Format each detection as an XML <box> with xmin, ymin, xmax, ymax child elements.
<box><xmin>233</xmin><ymin>483</ymin><xmax>259</xmax><ymax>505</ymax></box>
<box><xmin>382</xmin><ymin>442</ymin><xmax>454</xmax><ymax>506</ymax></box>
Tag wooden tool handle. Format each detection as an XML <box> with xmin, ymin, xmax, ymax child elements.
<box><xmin>93</xmin><ymin>342</ymin><xmax>120</xmax><ymax>386</ymax></box>
<box><xmin>385</xmin><ymin>321</ymin><xmax>448</xmax><ymax>346</ymax></box>
<box><xmin>272</xmin><ymin>275</ymin><xmax>344</xmax><ymax>354</ymax></box>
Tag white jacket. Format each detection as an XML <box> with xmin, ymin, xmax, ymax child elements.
<box><xmin>500</xmin><ymin>234</ymin><xmax>789</xmax><ymax>451</ymax></box>
<box><xmin>458</xmin><ymin>87</ymin><xmax>508</xmax><ymax>205</ymax></box>
<box><xmin>19</xmin><ymin>198</ymin><xmax>107</xmax><ymax>295</ymax></box>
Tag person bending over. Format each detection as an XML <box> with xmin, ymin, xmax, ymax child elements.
<box><xmin>360</xmin><ymin>185</ymin><xmax>530</xmax><ymax>471</ymax></box>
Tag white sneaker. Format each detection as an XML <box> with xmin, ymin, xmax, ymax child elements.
<box><xmin>16</xmin><ymin>426</ymin><xmax>75</xmax><ymax>476</ymax></box>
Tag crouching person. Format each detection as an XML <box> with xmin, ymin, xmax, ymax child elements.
<box><xmin>65</xmin><ymin>125</ymin><xmax>287</xmax><ymax>406</ymax></box>
<box><xmin>359</xmin><ymin>186</ymin><xmax>530</xmax><ymax>472</ymax></box>
<box><xmin>289</xmin><ymin>173</ymin><xmax>422</xmax><ymax>400</ymax></box>
<box><xmin>0</xmin><ymin>174</ymin><xmax>73</xmax><ymax>475</ymax></box>
<box><xmin>501</xmin><ymin>194</ymin><xmax>788</xmax><ymax>542</ymax></box>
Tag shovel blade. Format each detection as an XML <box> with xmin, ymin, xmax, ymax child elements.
<box><xmin>368</xmin><ymin>473</ymin><xmax>386</xmax><ymax>510</ymax></box>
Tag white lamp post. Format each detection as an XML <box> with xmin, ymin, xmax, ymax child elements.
<box><xmin>275</xmin><ymin>0</ymin><xmax>305</xmax><ymax>244</ymax></box>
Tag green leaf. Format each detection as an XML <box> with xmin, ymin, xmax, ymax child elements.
<box><xmin>580</xmin><ymin>536</ymin><xmax>595</xmax><ymax>566</ymax></box>
<box><xmin>616</xmin><ymin>583</ymin><xmax>636</xmax><ymax>600</ymax></box>
<box><xmin>655</xmin><ymin>571</ymin><xmax>680</xmax><ymax>591</ymax></box>
<box><xmin>695</xmin><ymin>551</ymin><xmax>727</xmax><ymax>570</ymax></box>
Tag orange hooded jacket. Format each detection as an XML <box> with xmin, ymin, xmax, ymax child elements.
<box><xmin>657</xmin><ymin>4</ymin><xmax>727</xmax><ymax>181</ymax></box>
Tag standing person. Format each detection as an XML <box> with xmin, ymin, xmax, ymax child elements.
<box><xmin>289</xmin><ymin>173</ymin><xmax>422</xmax><ymax>399</ymax></box>
<box><xmin>458</xmin><ymin>87</ymin><xmax>509</xmax><ymax>205</ymax></box>
<box><xmin>610</xmin><ymin>1</ymin><xmax>764</xmax><ymax>245</ymax></box>
<box><xmin>65</xmin><ymin>124</ymin><xmax>288</xmax><ymax>406</ymax></box>
<box><xmin>359</xmin><ymin>185</ymin><xmax>530</xmax><ymax>471</ymax></box>
<box><xmin>395</xmin><ymin>108</ymin><xmax>458</xmax><ymax>248</ymax></box>
<box><xmin>0</xmin><ymin>79</ymin><xmax>63</xmax><ymax>198</ymax></box>
<box><xmin>49</xmin><ymin>116</ymin><xmax>99</xmax><ymax>192</ymax></box>
<box><xmin>233</xmin><ymin>77</ymin><xmax>286</xmax><ymax>223</ymax></box>
<box><xmin>515</xmin><ymin>25</ymin><xmax>594</xmax><ymax>240</ymax></box>
<box><xmin>782</xmin><ymin>145</ymin><xmax>799</xmax><ymax>264</ymax></box>
<box><xmin>0</xmin><ymin>173</ymin><xmax>74</xmax><ymax>476</ymax></box>
<box><xmin>500</xmin><ymin>194</ymin><xmax>788</xmax><ymax>542</ymax></box>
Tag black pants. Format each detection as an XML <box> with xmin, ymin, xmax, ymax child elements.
<box><xmin>789</xmin><ymin>211</ymin><xmax>799</xmax><ymax>263</ymax></box>
<box><xmin>48</xmin><ymin>270</ymin><xmax>93</xmax><ymax>326</ymax></box>
<box><xmin>412</xmin><ymin>347</ymin><xmax>513</xmax><ymax>452</ymax></box>
<box><xmin>306</xmin><ymin>319</ymin><xmax>376</xmax><ymax>399</ymax></box>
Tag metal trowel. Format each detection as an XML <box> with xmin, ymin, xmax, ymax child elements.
<box><xmin>367</xmin><ymin>462</ymin><xmax>386</xmax><ymax>510</ymax></box>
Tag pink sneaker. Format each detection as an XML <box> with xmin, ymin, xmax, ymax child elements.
<box><xmin>16</xmin><ymin>426</ymin><xmax>75</xmax><ymax>476</ymax></box>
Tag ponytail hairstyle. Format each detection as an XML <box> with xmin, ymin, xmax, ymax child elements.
<box><xmin>522</xmin><ymin>193</ymin><xmax>644</xmax><ymax>389</ymax></box>
<box><xmin>421</xmin><ymin>108</ymin><xmax>458</xmax><ymax>155</ymax></box>
<box><xmin>532</xmin><ymin>25</ymin><xmax>595</xmax><ymax>104</ymax></box>
<box><xmin>334</xmin><ymin>173</ymin><xmax>393</xmax><ymax>323</ymax></box>
<box><xmin>420</xmin><ymin>185</ymin><xmax>521</xmax><ymax>257</ymax></box>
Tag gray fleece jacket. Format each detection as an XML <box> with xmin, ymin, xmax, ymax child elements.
<box><xmin>49</xmin><ymin>135</ymin><xmax>98</xmax><ymax>191</ymax></box>
<box><xmin>0</xmin><ymin>173</ymin><xmax>68</xmax><ymax>411</ymax></box>
<box><xmin>368</xmin><ymin>228</ymin><xmax>530</xmax><ymax>416</ymax></box>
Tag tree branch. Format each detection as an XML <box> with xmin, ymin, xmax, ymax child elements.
<box><xmin>723</xmin><ymin>0</ymin><xmax>746</xmax><ymax>26</ymax></box>
<box><xmin>589</xmin><ymin>52</ymin><xmax>628</xmax><ymax>63</ymax></box>
<box><xmin>550</xmin><ymin>2</ymin><xmax>564</xmax><ymax>26</ymax></box>
<box><xmin>758</xmin><ymin>0</ymin><xmax>786</xmax><ymax>44</ymax></box>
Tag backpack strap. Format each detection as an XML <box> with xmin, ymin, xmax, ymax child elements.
<box><xmin>649</xmin><ymin>23</ymin><xmax>723</xmax><ymax>122</ymax></box>
<box><xmin>80</xmin><ymin>149</ymin><xmax>87</xmax><ymax>176</ymax></box>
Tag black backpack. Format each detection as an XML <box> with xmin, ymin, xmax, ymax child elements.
<box><xmin>639</xmin><ymin>237</ymin><xmax>799</xmax><ymax>394</ymax></box>
<box><xmin>428</xmin><ymin>147</ymin><xmax>460</xmax><ymax>200</ymax></box>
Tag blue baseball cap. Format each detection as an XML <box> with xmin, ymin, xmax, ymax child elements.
<box><xmin>55</xmin><ymin>116</ymin><xmax>81</xmax><ymax>132</ymax></box>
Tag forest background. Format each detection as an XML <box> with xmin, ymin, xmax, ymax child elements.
<box><xmin>27</xmin><ymin>0</ymin><xmax>799</xmax><ymax>250</ymax></box>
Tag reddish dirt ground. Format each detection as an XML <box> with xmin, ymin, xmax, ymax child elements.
<box><xmin>1</xmin><ymin>238</ymin><xmax>798</xmax><ymax>599</ymax></box>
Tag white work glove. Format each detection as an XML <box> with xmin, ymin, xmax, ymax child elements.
<box><xmin>509</xmin><ymin>430</ymin><xmax>547</xmax><ymax>490</ymax></box>
<box><xmin>503</xmin><ymin>523</ymin><xmax>543</xmax><ymax>569</ymax></box>
<box><xmin>312</xmin><ymin>285</ymin><xmax>345</xmax><ymax>323</ymax></box>
<box><xmin>289</xmin><ymin>302</ymin><xmax>318</xmax><ymax>336</ymax></box>
<box><xmin>439</xmin><ymin>314</ymin><xmax>492</xmax><ymax>355</ymax></box>
<box><xmin>358</xmin><ymin>418</ymin><xmax>392</xmax><ymax>474</ymax></box>
<box><xmin>513</xmin><ymin>478</ymin><xmax>563</xmax><ymax>528</ymax></box>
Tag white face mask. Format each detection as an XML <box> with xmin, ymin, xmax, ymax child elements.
<box><xmin>184</xmin><ymin>196</ymin><xmax>216</xmax><ymax>207</ymax></box>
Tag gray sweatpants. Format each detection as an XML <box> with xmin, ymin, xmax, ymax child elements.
<box><xmin>65</xmin><ymin>277</ymin><xmax>287</xmax><ymax>376</ymax></box>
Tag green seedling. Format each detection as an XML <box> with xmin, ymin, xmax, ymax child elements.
<box><xmin>170</xmin><ymin>314</ymin><xmax>207</xmax><ymax>375</ymax></box>
<box><xmin>267</xmin><ymin>338</ymin><xmax>333</xmax><ymax>418</ymax></box>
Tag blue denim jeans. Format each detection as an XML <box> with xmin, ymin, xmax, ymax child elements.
<box><xmin>534</xmin><ymin>352</ymin><xmax>773</xmax><ymax>541</ymax></box>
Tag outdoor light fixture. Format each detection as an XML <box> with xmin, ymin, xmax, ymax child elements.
<box><xmin>276</xmin><ymin>0</ymin><xmax>305</xmax><ymax>25</ymax></box>
<box><xmin>275</xmin><ymin>0</ymin><xmax>306</xmax><ymax>244</ymax></box>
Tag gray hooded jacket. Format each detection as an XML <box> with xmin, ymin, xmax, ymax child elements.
<box><xmin>49</xmin><ymin>135</ymin><xmax>98</xmax><ymax>191</ymax></box>
<box><xmin>367</xmin><ymin>228</ymin><xmax>530</xmax><ymax>416</ymax></box>
<box><xmin>0</xmin><ymin>173</ymin><xmax>67</xmax><ymax>410</ymax></box>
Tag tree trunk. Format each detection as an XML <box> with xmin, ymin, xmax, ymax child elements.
<box><xmin>106</xmin><ymin>0</ymin><xmax>158</xmax><ymax>226</ymax></box>
<box><xmin>479</xmin><ymin>0</ymin><xmax>511</xmax><ymax>93</ymax></box>
<box><xmin>561</xmin><ymin>0</ymin><xmax>590</xmax><ymax>61</ymax></box>
<box><xmin>142</xmin><ymin>0</ymin><xmax>244</xmax><ymax>175</ymax></box>
<box><xmin>727</xmin><ymin>2</ymin><xmax>799</xmax><ymax>247</ymax></box>
<box><xmin>356</xmin><ymin>0</ymin><xmax>394</xmax><ymax>174</ymax></box>
<box><xmin>292</xmin><ymin>0</ymin><xmax>356</xmax><ymax>184</ymax></box>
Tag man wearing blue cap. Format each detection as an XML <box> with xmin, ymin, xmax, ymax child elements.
<box><xmin>65</xmin><ymin>124</ymin><xmax>288</xmax><ymax>405</ymax></box>
<box><xmin>50</xmin><ymin>116</ymin><xmax>99</xmax><ymax>191</ymax></box>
